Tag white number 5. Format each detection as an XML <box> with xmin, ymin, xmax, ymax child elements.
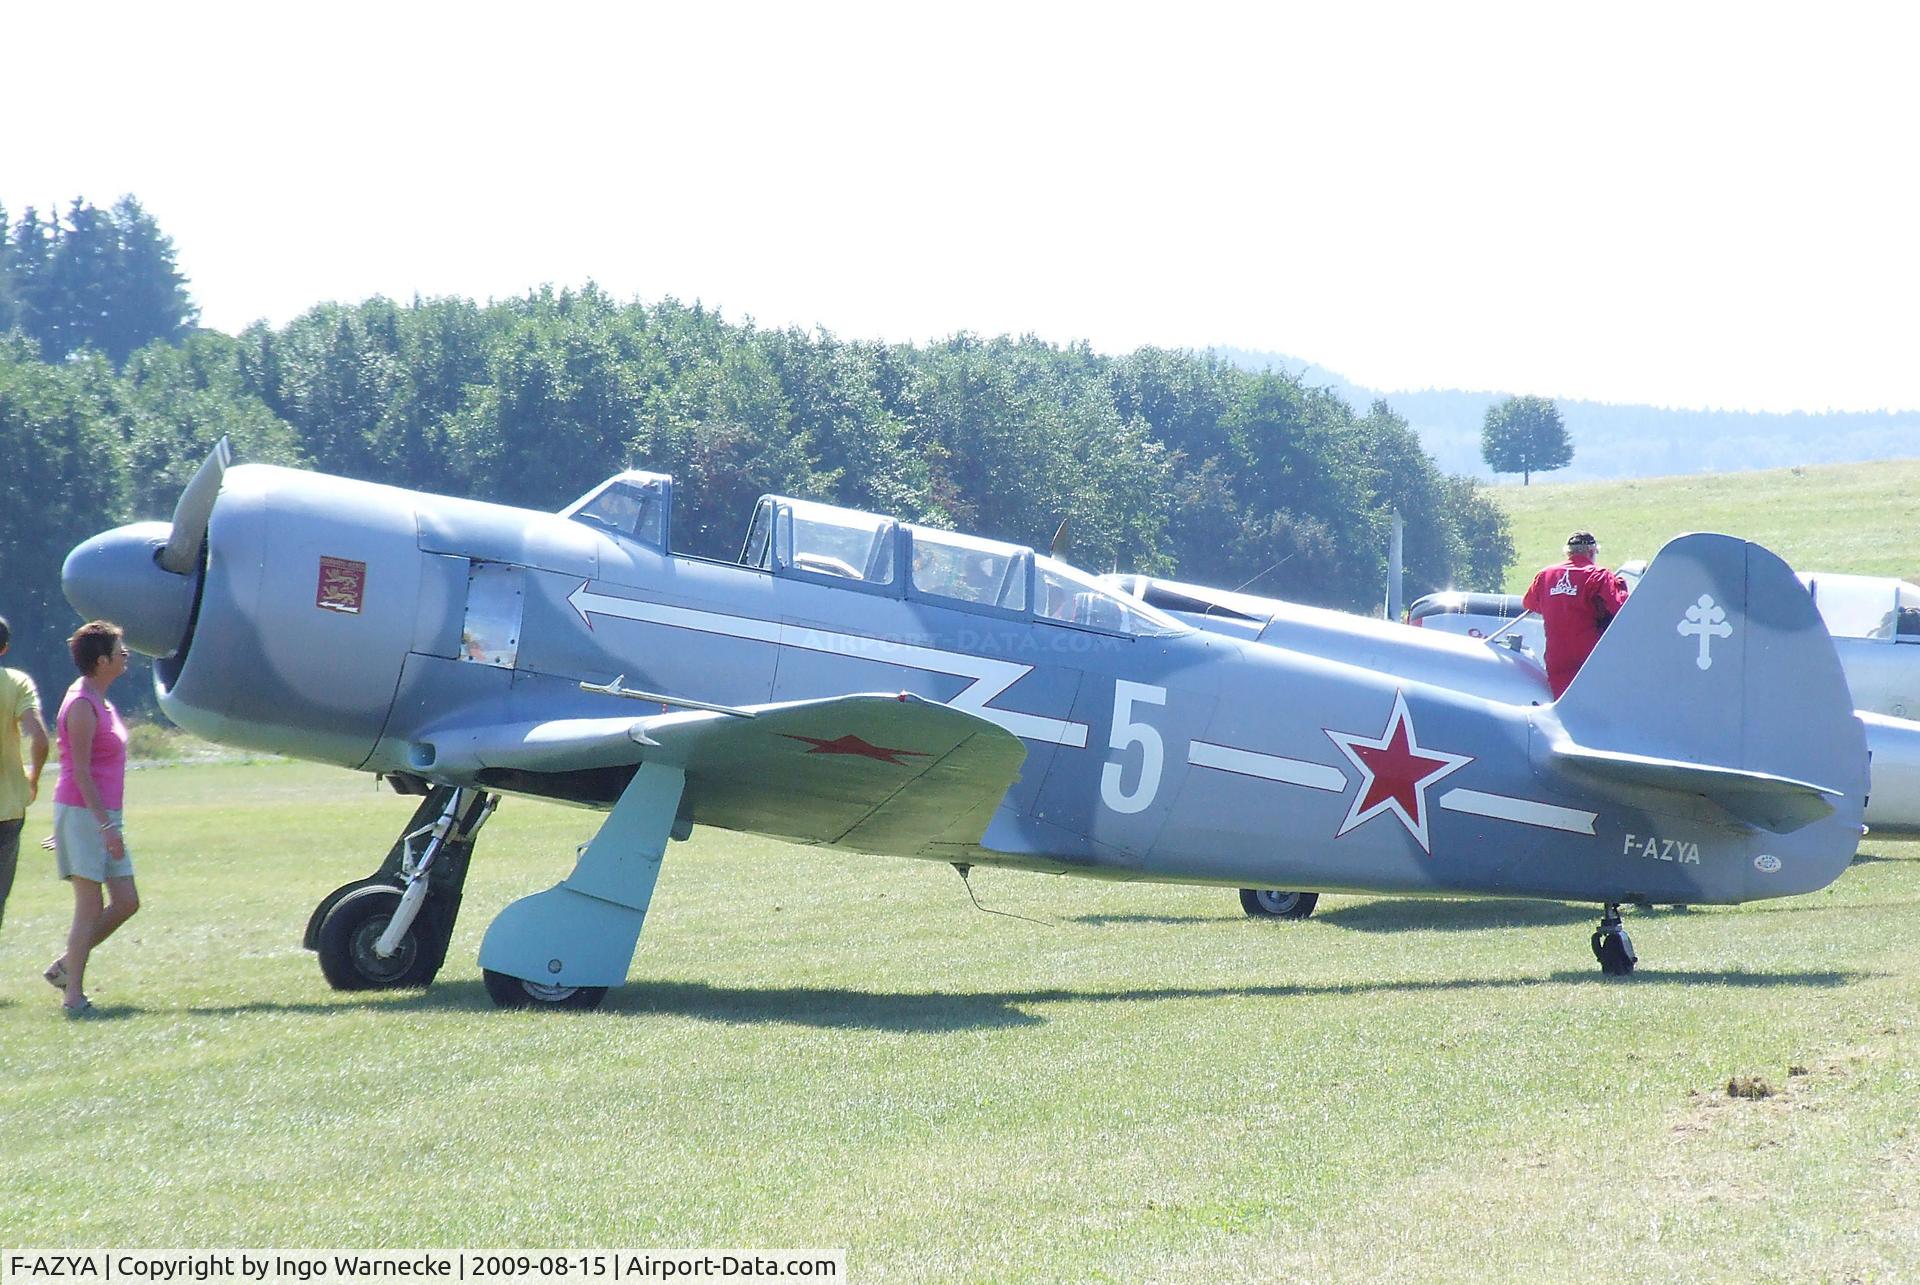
<box><xmin>1101</xmin><ymin>680</ymin><xmax>1167</xmax><ymax>814</ymax></box>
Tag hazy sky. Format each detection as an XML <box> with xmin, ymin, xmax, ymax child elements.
<box><xmin>7</xmin><ymin>2</ymin><xmax>1917</xmax><ymax>413</ymax></box>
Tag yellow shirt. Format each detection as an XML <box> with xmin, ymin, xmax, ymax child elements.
<box><xmin>1</xmin><ymin>666</ymin><xmax>42</xmax><ymax>821</ymax></box>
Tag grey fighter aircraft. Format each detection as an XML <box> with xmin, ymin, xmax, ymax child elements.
<box><xmin>63</xmin><ymin>443</ymin><xmax>1868</xmax><ymax>1007</ymax></box>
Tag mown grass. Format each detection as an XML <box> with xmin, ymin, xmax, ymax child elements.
<box><xmin>1494</xmin><ymin>457</ymin><xmax>1920</xmax><ymax>592</ymax></box>
<box><xmin>2</xmin><ymin>761</ymin><xmax>1916</xmax><ymax>1279</ymax></box>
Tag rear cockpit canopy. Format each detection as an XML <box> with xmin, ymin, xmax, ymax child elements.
<box><xmin>740</xmin><ymin>492</ymin><xmax>1186</xmax><ymax>636</ymax></box>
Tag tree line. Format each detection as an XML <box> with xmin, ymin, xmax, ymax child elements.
<box><xmin>1</xmin><ymin>199</ymin><xmax>1513</xmax><ymax>713</ymax></box>
<box><xmin>0</xmin><ymin>196</ymin><xmax>197</xmax><ymax>366</ymax></box>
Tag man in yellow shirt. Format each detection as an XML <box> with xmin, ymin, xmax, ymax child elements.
<box><xmin>2</xmin><ymin>615</ymin><xmax>51</xmax><ymax>936</ymax></box>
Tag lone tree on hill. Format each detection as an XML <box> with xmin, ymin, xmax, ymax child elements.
<box><xmin>1481</xmin><ymin>394</ymin><xmax>1570</xmax><ymax>485</ymax></box>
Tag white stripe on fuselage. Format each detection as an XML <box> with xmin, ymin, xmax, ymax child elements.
<box><xmin>1187</xmin><ymin>740</ymin><xmax>1347</xmax><ymax>792</ymax></box>
<box><xmin>1439</xmin><ymin>788</ymin><xmax>1597</xmax><ymax>835</ymax></box>
<box><xmin>567</xmin><ymin>583</ymin><xmax>1090</xmax><ymax>748</ymax></box>
<box><xmin>1186</xmin><ymin>741</ymin><xmax>1600</xmax><ymax>836</ymax></box>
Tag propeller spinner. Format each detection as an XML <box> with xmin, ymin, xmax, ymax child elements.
<box><xmin>62</xmin><ymin>437</ymin><xmax>230</xmax><ymax>658</ymax></box>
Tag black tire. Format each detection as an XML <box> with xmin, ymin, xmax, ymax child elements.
<box><xmin>1239</xmin><ymin>888</ymin><xmax>1319</xmax><ymax>920</ymax></box>
<box><xmin>1592</xmin><ymin>929</ymin><xmax>1638</xmax><ymax>976</ymax></box>
<box><xmin>483</xmin><ymin>968</ymin><xmax>608</xmax><ymax>1011</ymax></box>
<box><xmin>316</xmin><ymin>885</ymin><xmax>439</xmax><ymax>990</ymax></box>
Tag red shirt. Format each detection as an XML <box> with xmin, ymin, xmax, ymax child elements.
<box><xmin>1522</xmin><ymin>554</ymin><xmax>1629</xmax><ymax>698</ymax></box>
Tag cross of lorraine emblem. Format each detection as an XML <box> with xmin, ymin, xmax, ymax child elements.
<box><xmin>1677</xmin><ymin>593</ymin><xmax>1732</xmax><ymax>669</ymax></box>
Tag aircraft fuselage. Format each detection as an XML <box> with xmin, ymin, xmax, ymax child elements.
<box><xmin>114</xmin><ymin>465</ymin><xmax>1857</xmax><ymax>910</ymax></box>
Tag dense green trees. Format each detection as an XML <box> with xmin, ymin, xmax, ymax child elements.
<box><xmin>0</xmin><ymin>336</ymin><xmax>133</xmax><ymax>703</ymax></box>
<box><xmin>1</xmin><ymin>200</ymin><xmax>1514</xmax><ymax>714</ymax></box>
<box><xmin>1481</xmin><ymin>394</ymin><xmax>1571</xmax><ymax>484</ymax></box>
<box><xmin>2</xmin><ymin>198</ymin><xmax>197</xmax><ymax>366</ymax></box>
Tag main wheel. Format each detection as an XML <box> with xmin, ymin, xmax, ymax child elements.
<box><xmin>1239</xmin><ymin>888</ymin><xmax>1319</xmax><ymax>920</ymax></box>
<box><xmin>483</xmin><ymin>968</ymin><xmax>608</xmax><ymax>1011</ymax></box>
<box><xmin>316</xmin><ymin>885</ymin><xmax>438</xmax><ymax>990</ymax></box>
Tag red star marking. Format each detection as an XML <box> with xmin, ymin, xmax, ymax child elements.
<box><xmin>1324</xmin><ymin>691</ymin><xmax>1473</xmax><ymax>853</ymax></box>
<box><xmin>781</xmin><ymin>733</ymin><xmax>932</xmax><ymax>766</ymax></box>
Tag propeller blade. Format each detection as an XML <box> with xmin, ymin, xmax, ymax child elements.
<box><xmin>156</xmin><ymin>436</ymin><xmax>232</xmax><ymax>574</ymax></box>
<box><xmin>1049</xmin><ymin>518</ymin><xmax>1071</xmax><ymax>560</ymax></box>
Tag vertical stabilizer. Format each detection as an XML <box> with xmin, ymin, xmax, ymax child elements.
<box><xmin>1549</xmin><ymin>533</ymin><xmax>1867</xmax><ymax>835</ymax></box>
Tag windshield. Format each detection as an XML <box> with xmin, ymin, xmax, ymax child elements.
<box><xmin>1036</xmin><ymin>557</ymin><xmax>1186</xmax><ymax>636</ymax></box>
<box><xmin>565</xmin><ymin>475</ymin><xmax>669</xmax><ymax>550</ymax></box>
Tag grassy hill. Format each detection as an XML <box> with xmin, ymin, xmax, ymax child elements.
<box><xmin>1492</xmin><ymin>457</ymin><xmax>1920</xmax><ymax>593</ymax></box>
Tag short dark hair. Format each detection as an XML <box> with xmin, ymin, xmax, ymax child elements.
<box><xmin>0</xmin><ymin>615</ymin><xmax>10</xmax><ymax>652</ymax></box>
<box><xmin>69</xmin><ymin>621</ymin><xmax>123</xmax><ymax>674</ymax></box>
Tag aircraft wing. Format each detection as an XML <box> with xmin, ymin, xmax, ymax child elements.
<box><xmin>421</xmin><ymin>693</ymin><xmax>1028</xmax><ymax>855</ymax></box>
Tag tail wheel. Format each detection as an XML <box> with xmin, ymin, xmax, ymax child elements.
<box><xmin>1239</xmin><ymin>889</ymin><xmax>1319</xmax><ymax>920</ymax></box>
<box><xmin>316</xmin><ymin>885</ymin><xmax>439</xmax><ymax>990</ymax></box>
<box><xmin>1592</xmin><ymin>929</ymin><xmax>1638</xmax><ymax>976</ymax></box>
<box><xmin>483</xmin><ymin>968</ymin><xmax>608</xmax><ymax>1011</ymax></box>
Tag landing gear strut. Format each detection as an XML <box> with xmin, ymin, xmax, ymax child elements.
<box><xmin>307</xmin><ymin>785</ymin><xmax>497</xmax><ymax>990</ymax></box>
<box><xmin>1591</xmin><ymin>903</ymin><xmax>1637</xmax><ymax>976</ymax></box>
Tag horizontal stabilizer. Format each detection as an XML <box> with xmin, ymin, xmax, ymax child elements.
<box><xmin>1547</xmin><ymin>739</ymin><xmax>1840</xmax><ymax>833</ymax></box>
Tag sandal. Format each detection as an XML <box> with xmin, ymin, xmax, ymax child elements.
<box><xmin>43</xmin><ymin>960</ymin><xmax>68</xmax><ymax>990</ymax></box>
<box><xmin>62</xmin><ymin>999</ymin><xmax>98</xmax><ymax>1020</ymax></box>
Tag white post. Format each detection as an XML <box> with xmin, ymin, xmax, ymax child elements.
<box><xmin>1386</xmin><ymin>510</ymin><xmax>1404</xmax><ymax>621</ymax></box>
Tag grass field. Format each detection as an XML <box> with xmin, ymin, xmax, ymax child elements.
<box><xmin>2</xmin><ymin>760</ymin><xmax>1917</xmax><ymax>1279</ymax></box>
<box><xmin>1493</xmin><ymin>457</ymin><xmax>1920</xmax><ymax>593</ymax></box>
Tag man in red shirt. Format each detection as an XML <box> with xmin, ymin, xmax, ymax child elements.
<box><xmin>1522</xmin><ymin>531</ymin><xmax>1630</xmax><ymax>698</ymax></box>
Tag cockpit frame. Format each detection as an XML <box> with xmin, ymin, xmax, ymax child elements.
<box><xmin>564</xmin><ymin>471</ymin><xmax>1187</xmax><ymax>637</ymax></box>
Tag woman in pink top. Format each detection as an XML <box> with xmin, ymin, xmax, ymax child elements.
<box><xmin>43</xmin><ymin>621</ymin><xmax>140</xmax><ymax>1018</ymax></box>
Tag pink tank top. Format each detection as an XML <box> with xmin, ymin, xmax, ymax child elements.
<box><xmin>55</xmin><ymin>682</ymin><xmax>128</xmax><ymax>810</ymax></box>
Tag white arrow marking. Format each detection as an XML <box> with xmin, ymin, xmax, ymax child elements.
<box><xmin>567</xmin><ymin>583</ymin><xmax>1089</xmax><ymax>748</ymax></box>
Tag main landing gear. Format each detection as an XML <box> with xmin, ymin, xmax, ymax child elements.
<box><xmin>475</xmin><ymin>761</ymin><xmax>687</xmax><ymax>1012</ymax></box>
<box><xmin>1239</xmin><ymin>888</ymin><xmax>1319</xmax><ymax>920</ymax></box>
<box><xmin>1591</xmin><ymin>903</ymin><xmax>1637</xmax><ymax>976</ymax></box>
<box><xmin>307</xmin><ymin>764</ymin><xmax>686</xmax><ymax>1012</ymax></box>
<box><xmin>307</xmin><ymin>785</ymin><xmax>497</xmax><ymax>991</ymax></box>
